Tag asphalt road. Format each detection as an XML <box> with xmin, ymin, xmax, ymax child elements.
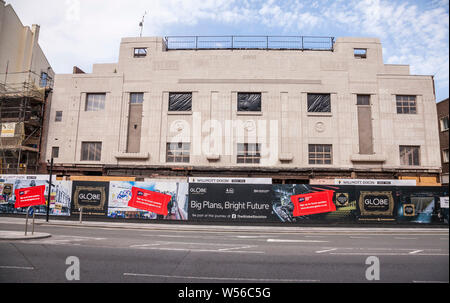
<box><xmin>0</xmin><ymin>217</ymin><xmax>448</xmax><ymax>283</ymax></box>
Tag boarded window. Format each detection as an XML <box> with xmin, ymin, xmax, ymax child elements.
<box><xmin>169</xmin><ymin>93</ymin><xmax>192</xmax><ymax>111</ymax></box>
<box><xmin>166</xmin><ymin>142</ymin><xmax>190</xmax><ymax>163</ymax></box>
<box><xmin>237</xmin><ymin>143</ymin><xmax>261</xmax><ymax>164</ymax></box>
<box><xmin>307</xmin><ymin>93</ymin><xmax>331</xmax><ymax>112</ymax></box>
<box><xmin>354</xmin><ymin>48</ymin><xmax>367</xmax><ymax>59</ymax></box>
<box><xmin>51</xmin><ymin>146</ymin><xmax>59</xmax><ymax>158</ymax></box>
<box><xmin>130</xmin><ymin>92</ymin><xmax>144</xmax><ymax>104</ymax></box>
<box><xmin>399</xmin><ymin>145</ymin><xmax>420</xmax><ymax>166</ymax></box>
<box><xmin>309</xmin><ymin>144</ymin><xmax>332</xmax><ymax>164</ymax></box>
<box><xmin>81</xmin><ymin>142</ymin><xmax>102</xmax><ymax>161</ymax></box>
<box><xmin>55</xmin><ymin>111</ymin><xmax>63</xmax><ymax>122</ymax></box>
<box><xmin>85</xmin><ymin>93</ymin><xmax>105</xmax><ymax>111</ymax></box>
<box><xmin>237</xmin><ymin>93</ymin><xmax>261</xmax><ymax>112</ymax></box>
<box><xmin>396</xmin><ymin>95</ymin><xmax>416</xmax><ymax>114</ymax></box>
<box><xmin>134</xmin><ymin>48</ymin><xmax>147</xmax><ymax>58</ymax></box>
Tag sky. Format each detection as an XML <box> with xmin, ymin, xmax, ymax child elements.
<box><xmin>6</xmin><ymin>0</ymin><xmax>449</xmax><ymax>102</ymax></box>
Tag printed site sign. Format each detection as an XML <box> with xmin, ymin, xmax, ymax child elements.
<box><xmin>291</xmin><ymin>190</ymin><xmax>335</xmax><ymax>216</ymax></box>
<box><xmin>128</xmin><ymin>187</ymin><xmax>172</xmax><ymax>216</ymax></box>
<box><xmin>14</xmin><ymin>185</ymin><xmax>46</xmax><ymax>208</ymax></box>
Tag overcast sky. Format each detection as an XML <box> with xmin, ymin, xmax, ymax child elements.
<box><xmin>6</xmin><ymin>0</ymin><xmax>449</xmax><ymax>101</ymax></box>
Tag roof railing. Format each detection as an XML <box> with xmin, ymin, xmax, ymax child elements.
<box><xmin>164</xmin><ymin>35</ymin><xmax>335</xmax><ymax>51</ymax></box>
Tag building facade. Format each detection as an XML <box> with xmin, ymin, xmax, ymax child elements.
<box><xmin>45</xmin><ymin>36</ymin><xmax>441</xmax><ymax>184</ymax></box>
<box><xmin>0</xmin><ymin>0</ymin><xmax>54</xmax><ymax>174</ymax></box>
<box><xmin>437</xmin><ymin>98</ymin><xmax>449</xmax><ymax>185</ymax></box>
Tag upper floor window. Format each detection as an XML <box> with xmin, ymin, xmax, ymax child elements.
<box><xmin>133</xmin><ymin>48</ymin><xmax>147</xmax><ymax>58</ymax></box>
<box><xmin>443</xmin><ymin>149</ymin><xmax>449</xmax><ymax>163</ymax></box>
<box><xmin>85</xmin><ymin>93</ymin><xmax>106</xmax><ymax>111</ymax></box>
<box><xmin>81</xmin><ymin>142</ymin><xmax>102</xmax><ymax>161</ymax></box>
<box><xmin>399</xmin><ymin>145</ymin><xmax>420</xmax><ymax>166</ymax></box>
<box><xmin>130</xmin><ymin>92</ymin><xmax>144</xmax><ymax>104</ymax></box>
<box><xmin>237</xmin><ymin>143</ymin><xmax>261</xmax><ymax>164</ymax></box>
<box><xmin>51</xmin><ymin>146</ymin><xmax>59</xmax><ymax>158</ymax></box>
<box><xmin>237</xmin><ymin>93</ymin><xmax>261</xmax><ymax>112</ymax></box>
<box><xmin>396</xmin><ymin>95</ymin><xmax>416</xmax><ymax>114</ymax></box>
<box><xmin>40</xmin><ymin>72</ymin><xmax>48</xmax><ymax>87</ymax></box>
<box><xmin>166</xmin><ymin>142</ymin><xmax>190</xmax><ymax>163</ymax></box>
<box><xmin>354</xmin><ymin>48</ymin><xmax>367</xmax><ymax>59</ymax></box>
<box><xmin>55</xmin><ymin>111</ymin><xmax>63</xmax><ymax>122</ymax></box>
<box><xmin>357</xmin><ymin>94</ymin><xmax>370</xmax><ymax>105</ymax></box>
<box><xmin>169</xmin><ymin>92</ymin><xmax>192</xmax><ymax>111</ymax></box>
<box><xmin>308</xmin><ymin>144</ymin><xmax>332</xmax><ymax>164</ymax></box>
<box><xmin>307</xmin><ymin>93</ymin><xmax>331</xmax><ymax>112</ymax></box>
<box><xmin>440</xmin><ymin>116</ymin><xmax>449</xmax><ymax>132</ymax></box>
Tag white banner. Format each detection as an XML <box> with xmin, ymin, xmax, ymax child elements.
<box><xmin>440</xmin><ymin>197</ymin><xmax>449</xmax><ymax>208</ymax></box>
<box><xmin>334</xmin><ymin>179</ymin><xmax>416</xmax><ymax>186</ymax></box>
<box><xmin>188</xmin><ymin>177</ymin><xmax>272</xmax><ymax>184</ymax></box>
<box><xmin>1</xmin><ymin>123</ymin><xmax>15</xmax><ymax>137</ymax></box>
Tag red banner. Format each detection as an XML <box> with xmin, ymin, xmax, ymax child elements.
<box><xmin>128</xmin><ymin>187</ymin><xmax>172</xmax><ymax>216</ymax></box>
<box><xmin>14</xmin><ymin>185</ymin><xmax>46</xmax><ymax>208</ymax></box>
<box><xmin>291</xmin><ymin>190</ymin><xmax>336</xmax><ymax>216</ymax></box>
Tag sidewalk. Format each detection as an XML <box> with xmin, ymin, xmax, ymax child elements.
<box><xmin>0</xmin><ymin>230</ymin><xmax>51</xmax><ymax>240</ymax></box>
<box><xmin>1</xmin><ymin>216</ymin><xmax>448</xmax><ymax>234</ymax></box>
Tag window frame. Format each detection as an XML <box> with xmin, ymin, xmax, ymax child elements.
<box><xmin>166</xmin><ymin>142</ymin><xmax>190</xmax><ymax>163</ymax></box>
<box><xmin>307</xmin><ymin>93</ymin><xmax>331</xmax><ymax>113</ymax></box>
<box><xmin>399</xmin><ymin>145</ymin><xmax>420</xmax><ymax>166</ymax></box>
<box><xmin>308</xmin><ymin>144</ymin><xmax>333</xmax><ymax>165</ymax></box>
<box><xmin>440</xmin><ymin>116</ymin><xmax>449</xmax><ymax>132</ymax></box>
<box><xmin>55</xmin><ymin>111</ymin><xmax>63</xmax><ymax>122</ymax></box>
<box><xmin>443</xmin><ymin>149</ymin><xmax>449</xmax><ymax>164</ymax></box>
<box><xmin>237</xmin><ymin>92</ymin><xmax>262</xmax><ymax>112</ymax></box>
<box><xmin>133</xmin><ymin>48</ymin><xmax>147</xmax><ymax>58</ymax></box>
<box><xmin>51</xmin><ymin>146</ymin><xmax>59</xmax><ymax>158</ymax></box>
<box><xmin>236</xmin><ymin>143</ymin><xmax>261</xmax><ymax>164</ymax></box>
<box><xmin>354</xmin><ymin>48</ymin><xmax>367</xmax><ymax>59</ymax></box>
<box><xmin>396</xmin><ymin>95</ymin><xmax>417</xmax><ymax>114</ymax></box>
<box><xmin>130</xmin><ymin>92</ymin><xmax>144</xmax><ymax>104</ymax></box>
<box><xmin>85</xmin><ymin>93</ymin><xmax>106</xmax><ymax>112</ymax></box>
<box><xmin>168</xmin><ymin>92</ymin><xmax>192</xmax><ymax>111</ymax></box>
<box><xmin>80</xmin><ymin>142</ymin><xmax>102</xmax><ymax>161</ymax></box>
<box><xmin>357</xmin><ymin>94</ymin><xmax>370</xmax><ymax>105</ymax></box>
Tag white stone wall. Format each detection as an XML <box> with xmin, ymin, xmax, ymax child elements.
<box><xmin>45</xmin><ymin>36</ymin><xmax>441</xmax><ymax>173</ymax></box>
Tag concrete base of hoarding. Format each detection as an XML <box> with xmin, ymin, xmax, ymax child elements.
<box><xmin>0</xmin><ymin>230</ymin><xmax>51</xmax><ymax>240</ymax></box>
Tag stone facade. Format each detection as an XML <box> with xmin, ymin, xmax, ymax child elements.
<box><xmin>45</xmin><ymin>36</ymin><xmax>441</xmax><ymax>183</ymax></box>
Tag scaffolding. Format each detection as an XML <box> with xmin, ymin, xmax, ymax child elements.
<box><xmin>0</xmin><ymin>71</ymin><xmax>53</xmax><ymax>174</ymax></box>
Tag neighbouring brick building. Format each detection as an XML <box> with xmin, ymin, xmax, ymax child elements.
<box><xmin>437</xmin><ymin>98</ymin><xmax>449</xmax><ymax>185</ymax></box>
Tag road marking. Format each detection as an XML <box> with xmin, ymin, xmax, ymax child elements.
<box><xmin>409</xmin><ymin>250</ymin><xmax>423</xmax><ymax>255</ymax></box>
<box><xmin>218</xmin><ymin>245</ymin><xmax>256</xmax><ymax>251</ymax></box>
<box><xmin>123</xmin><ymin>273</ymin><xmax>318</xmax><ymax>282</ymax></box>
<box><xmin>129</xmin><ymin>247</ymin><xmax>264</xmax><ymax>254</ymax></box>
<box><xmin>267</xmin><ymin>239</ymin><xmax>329</xmax><ymax>243</ymax></box>
<box><xmin>394</xmin><ymin>237</ymin><xmax>417</xmax><ymax>240</ymax></box>
<box><xmin>316</xmin><ymin>248</ymin><xmax>337</xmax><ymax>254</ymax></box>
<box><xmin>330</xmin><ymin>252</ymin><xmax>449</xmax><ymax>256</ymax></box>
<box><xmin>349</xmin><ymin>236</ymin><xmax>371</xmax><ymax>239</ymax></box>
<box><xmin>0</xmin><ymin>265</ymin><xmax>34</xmax><ymax>270</ymax></box>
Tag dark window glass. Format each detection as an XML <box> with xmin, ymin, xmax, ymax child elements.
<box><xmin>51</xmin><ymin>147</ymin><xmax>59</xmax><ymax>158</ymax></box>
<box><xmin>354</xmin><ymin>48</ymin><xmax>367</xmax><ymax>59</ymax></box>
<box><xmin>55</xmin><ymin>111</ymin><xmax>63</xmax><ymax>122</ymax></box>
<box><xmin>237</xmin><ymin>93</ymin><xmax>261</xmax><ymax>112</ymax></box>
<box><xmin>237</xmin><ymin>143</ymin><xmax>261</xmax><ymax>164</ymax></box>
<box><xmin>357</xmin><ymin>95</ymin><xmax>370</xmax><ymax>105</ymax></box>
<box><xmin>307</xmin><ymin>93</ymin><xmax>331</xmax><ymax>112</ymax></box>
<box><xmin>134</xmin><ymin>48</ymin><xmax>147</xmax><ymax>58</ymax></box>
<box><xmin>169</xmin><ymin>93</ymin><xmax>192</xmax><ymax>111</ymax></box>
<box><xmin>130</xmin><ymin>93</ymin><xmax>144</xmax><ymax>104</ymax></box>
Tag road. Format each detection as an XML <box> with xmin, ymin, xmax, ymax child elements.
<box><xmin>0</xmin><ymin>217</ymin><xmax>448</xmax><ymax>283</ymax></box>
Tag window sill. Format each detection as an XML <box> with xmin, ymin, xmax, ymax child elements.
<box><xmin>307</xmin><ymin>112</ymin><xmax>332</xmax><ymax>117</ymax></box>
<box><xmin>236</xmin><ymin>111</ymin><xmax>263</xmax><ymax>116</ymax></box>
<box><xmin>114</xmin><ymin>152</ymin><xmax>149</xmax><ymax>160</ymax></box>
<box><xmin>351</xmin><ymin>154</ymin><xmax>386</xmax><ymax>163</ymax></box>
<box><xmin>167</xmin><ymin>111</ymin><xmax>192</xmax><ymax>115</ymax></box>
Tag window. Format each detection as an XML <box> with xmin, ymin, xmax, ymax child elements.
<box><xmin>237</xmin><ymin>143</ymin><xmax>261</xmax><ymax>164</ymax></box>
<box><xmin>396</xmin><ymin>95</ymin><xmax>416</xmax><ymax>114</ymax></box>
<box><xmin>399</xmin><ymin>145</ymin><xmax>420</xmax><ymax>166</ymax></box>
<box><xmin>40</xmin><ymin>72</ymin><xmax>48</xmax><ymax>87</ymax></box>
<box><xmin>166</xmin><ymin>142</ymin><xmax>190</xmax><ymax>163</ymax></box>
<box><xmin>130</xmin><ymin>93</ymin><xmax>144</xmax><ymax>104</ymax></box>
<box><xmin>169</xmin><ymin>93</ymin><xmax>192</xmax><ymax>111</ymax></box>
<box><xmin>81</xmin><ymin>142</ymin><xmax>102</xmax><ymax>161</ymax></box>
<box><xmin>354</xmin><ymin>48</ymin><xmax>367</xmax><ymax>59</ymax></box>
<box><xmin>85</xmin><ymin>93</ymin><xmax>106</xmax><ymax>111</ymax></box>
<box><xmin>237</xmin><ymin>93</ymin><xmax>261</xmax><ymax>112</ymax></box>
<box><xmin>309</xmin><ymin>144</ymin><xmax>332</xmax><ymax>164</ymax></box>
<box><xmin>55</xmin><ymin>111</ymin><xmax>62</xmax><ymax>122</ymax></box>
<box><xmin>440</xmin><ymin>116</ymin><xmax>449</xmax><ymax>131</ymax></box>
<box><xmin>307</xmin><ymin>93</ymin><xmax>331</xmax><ymax>112</ymax></box>
<box><xmin>51</xmin><ymin>147</ymin><xmax>59</xmax><ymax>158</ymax></box>
<box><xmin>134</xmin><ymin>48</ymin><xmax>147</xmax><ymax>58</ymax></box>
<box><xmin>357</xmin><ymin>94</ymin><xmax>370</xmax><ymax>105</ymax></box>
<box><xmin>443</xmin><ymin>149</ymin><xmax>449</xmax><ymax>163</ymax></box>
